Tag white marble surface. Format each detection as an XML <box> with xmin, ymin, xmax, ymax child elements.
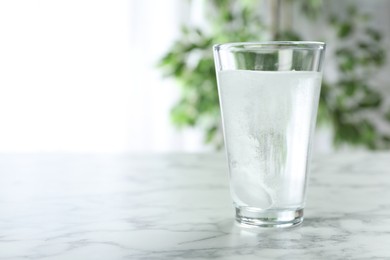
<box><xmin>0</xmin><ymin>153</ymin><xmax>389</xmax><ymax>259</ymax></box>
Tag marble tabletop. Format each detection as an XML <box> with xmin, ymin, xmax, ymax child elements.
<box><xmin>0</xmin><ymin>153</ymin><xmax>389</xmax><ymax>259</ymax></box>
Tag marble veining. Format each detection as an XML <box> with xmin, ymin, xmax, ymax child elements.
<box><xmin>0</xmin><ymin>153</ymin><xmax>390</xmax><ymax>259</ymax></box>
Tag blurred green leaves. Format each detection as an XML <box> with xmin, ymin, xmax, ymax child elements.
<box><xmin>159</xmin><ymin>0</ymin><xmax>265</xmax><ymax>147</ymax></box>
<box><xmin>320</xmin><ymin>3</ymin><xmax>390</xmax><ymax>149</ymax></box>
<box><xmin>159</xmin><ymin>0</ymin><xmax>390</xmax><ymax>150</ymax></box>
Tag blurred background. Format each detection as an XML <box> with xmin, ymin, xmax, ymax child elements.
<box><xmin>0</xmin><ymin>0</ymin><xmax>389</xmax><ymax>154</ymax></box>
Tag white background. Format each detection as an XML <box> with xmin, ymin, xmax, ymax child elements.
<box><xmin>0</xmin><ymin>0</ymin><xmax>205</xmax><ymax>153</ymax></box>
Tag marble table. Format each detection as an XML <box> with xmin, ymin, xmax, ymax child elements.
<box><xmin>0</xmin><ymin>153</ymin><xmax>389</xmax><ymax>259</ymax></box>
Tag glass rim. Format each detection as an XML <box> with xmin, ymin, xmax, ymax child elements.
<box><xmin>214</xmin><ymin>41</ymin><xmax>326</xmax><ymax>51</ymax></box>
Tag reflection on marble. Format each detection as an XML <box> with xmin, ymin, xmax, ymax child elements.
<box><xmin>0</xmin><ymin>153</ymin><xmax>390</xmax><ymax>259</ymax></box>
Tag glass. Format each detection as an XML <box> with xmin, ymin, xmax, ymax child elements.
<box><xmin>213</xmin><ymin>42</ymin><xmax>326</xmax><ymax>228</ymax></box>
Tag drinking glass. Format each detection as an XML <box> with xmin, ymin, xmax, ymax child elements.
<box><xmin>213</xmin><ymin>41</ymin><xmax>325</xmax><ymax>228</ymax></box>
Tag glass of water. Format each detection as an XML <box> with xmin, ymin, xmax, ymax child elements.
<box><xmin>213</xmin><ymin>42</ymin><xmax>325</xmax><ymax>228</ymax></box>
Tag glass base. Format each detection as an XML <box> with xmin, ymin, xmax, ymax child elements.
<box><xmin>235</xmin><ymin>207</ymin><xmax>304</xmax><ymax>228</ymax></box>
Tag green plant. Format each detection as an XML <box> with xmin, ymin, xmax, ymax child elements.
<box><xmin>159</xmin><ymin>0</ymin><xmax>390</xmax><ymax>150</ymax></box>
<box><xmin>320</xmin><ymin>5</ymin><xmax>390</xmax><ymax>149</ymax></box>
